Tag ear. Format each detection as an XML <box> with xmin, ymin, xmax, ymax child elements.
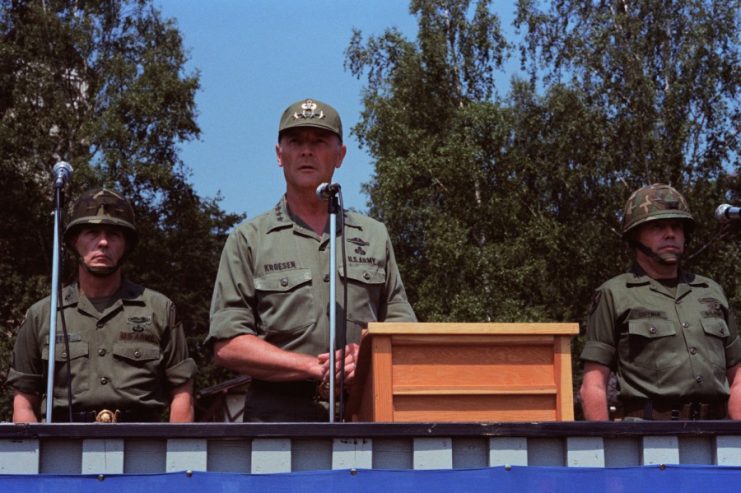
<box><xmin>275</xmin><ymin>143</ymin><xmax>283</xmax><ymax>167</ymax></box>
<box><xmin>335</xmin><ymin>144</ymin><xmax>347</xmax><ymax>170</ymax></box>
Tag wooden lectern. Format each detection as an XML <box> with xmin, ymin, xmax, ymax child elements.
<box><xmin>347</xmin><ymin>323</ymin><xmax>579</xmax><ymax>422</ymax></box>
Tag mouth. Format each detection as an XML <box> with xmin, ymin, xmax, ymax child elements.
<box><xmin>658</xmin><ymin>245</ymin><xmax>681</xmax><ymax>252</ymax></box>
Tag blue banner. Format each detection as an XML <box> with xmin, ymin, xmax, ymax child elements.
<box><xmin>2</xmin><ymin>465</ymin><xmax>741</xmax><ymax>493</ymax></box>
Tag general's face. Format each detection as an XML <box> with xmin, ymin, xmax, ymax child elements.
<box><xmin>635</xmin><ymin>219</ymin><xmax>685</xmax><ymax>263</ymax></box>
<box><xmin>73</xmin><ymin>225</ymin><xmax>127</xmax><ymax>271</ymax></box>
<box><xmin>276</xmin><ymin>127</ymin><xmax>346</xmax><ymax>193</ymax></box>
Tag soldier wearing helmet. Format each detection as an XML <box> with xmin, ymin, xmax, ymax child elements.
<box><xmin>8</xmin><ymin>188</ymin><xmax>197</xmax><ymax>423</ymax></box>
<box><xmin>580</xmin><ymin>184</ymin><xmax>741</xmax><ymax>420</ymax></box>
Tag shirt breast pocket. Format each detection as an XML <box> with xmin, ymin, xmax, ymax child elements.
<box><xmin>627</xmin><ymin>318</ymin><xmax>678</xmax><ymax>370</ymax></box>
<box><xmin>112</xmin><ymin>342</ymin><xmax>161</xmax><ymax>391</ymax></box>
<box><xmin>342</xmin><ymin>265</ymin><xmax>385</xmax><ymax>341</ymax></box>
<box><xmin>255</xmin><ymin>269</ymin><xmax>315</xmax><ymax>337</ymax></box>
<box><xmin>700</xmin><ymin>317</ymin><xmax>729</xmax><ymax>369</ymax></box>
<box><xmin>42</xmin><ymin>340</ymin><xmax>90</xmax><ymax>395</ymax></box>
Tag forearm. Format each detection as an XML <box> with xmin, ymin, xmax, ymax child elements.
<box><xmin>213</xmin><ymin>334</ymin><xmax>323</xmax><ymax>381</ymax></box>
<box><xmin>580</xmin><ymin>386</ymin><xmax>610</xmax><ymax>420</ymax></box>
<box><xmin>727</xmin><ymin>363</ymin><xmax>741</xmax><ymax>420</ymax></box>
<box><xmin>580</xmin><ymin>363</ymin><xmax>611</xmax><ymax>421</ymax></box>
<box><xmin>13</xmin><ymin>390</ymin><xmax>40</xmax><ymax>423</ymax></box>
<box><xmin>169</xmin><ymin>380</ymin><xmax>194</xmax><ymax>422</ymax></box>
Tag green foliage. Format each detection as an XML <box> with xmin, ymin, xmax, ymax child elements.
<box><xmin>0</xmin><ymin>0</ymin><xmax>241</xmax><ymax>421</ymax></box>
<box><xmin>347</xmin><ymin>0</ymin><xmax>739</xmax><ymax>401</ymax></box>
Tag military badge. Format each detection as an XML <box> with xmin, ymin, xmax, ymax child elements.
<box><xmin>699</xmin><ymin>297</ymin><xmax>723</xmax><ymax>318</ymax></box>
<box><xmin>127</xmin><ymin>316</ymin><xmax>151</xmax><ymax>332</ymax></box>
<box><xmin>348</xmin><ymin>237</ymin><xmax>370</xmax><ymax>247</ymax></box>
<box><xmin>293</xmin><ymin>99</ymin><xmax>324</xmax><ymax>121</ymax></box>
<box><xmin>354</xmin><ymin>246</ymin><xmax>366</xmax><ymax>255</ymax></box>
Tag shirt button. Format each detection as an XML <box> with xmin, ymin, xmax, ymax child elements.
<box><xmin>280</xmin><ymin>277</ymin><xmax>289</xmax><ymax>287</ymax></box>
<box><xmin>363</xmin><ymin>272</ymin><xmax>371</xmax><ymax>280</ymax></box>
<box><xmin>649</xmin><ymin>326</ymin><xmax>657</xmax><ymax>334</ymax></box>
<box><xmin>61</xmin><ymin>352</ymin><xmax>67</xmax><ymax>358</ymax></box>
<box><xmin>100</xmin><ymin>377</ymin><xmax>108</xmax><ymax>385</ymax></box>
<box><xmin>134</xmin><ymin>350</ymin><xmax>142</xmax><ymax>359</ymax></box>
<box><xmin>323</xmin><ymin>274</ymin><xmax>329</xmax><ymax>282</ymax></box>
<box><xmin>675</xmin><ymin>300</ymin><xmax>681</xmax><ymax>304</ymax></box>
<box><xmin>96</xmin><ymin>321</ymin><xmax>105</xmax><ymax>328</ymax></box>
<box><xmin>682</xmin><ymin>322</ymin><xmax>689</xmax><ymax>328</ymax></box>
<box><xmin>695</xmin><ymin>375</ymin><xmax>703</xmax><ymax>383</ymax></box>
<box><xmin>98</xmin><ymin>348</ymin><xmax>106</xmax><ymax>356</ymax></box>
<box><xmin>720</xmin><ymin>328</ymin><xmax>725</xmax><ymax>335</ymax></box>
<box><xmin>689</xmin><ymin>347</ymin><xmax>697</xmax><ymax>355</ymax></box>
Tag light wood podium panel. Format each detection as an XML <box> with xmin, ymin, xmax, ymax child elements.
<box><xmin>347</xmin><ymin>323</ymin><xmax>579</xmax><ymax>422</ymax></box>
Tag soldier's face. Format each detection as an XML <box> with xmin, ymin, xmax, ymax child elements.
<box><xmin>636</xmin><ymin>219</ymin><xmax>685</xmax><ymax>264</ymax></box>
<box><xmin>74</xmin><ymin>225</ymin><xmax>126</xmax><ymax>271</ymax></box>
<box><xmin>276</xmin><ymin>127</ymin><xmax>346</xmax><ymax>193</ymax></box>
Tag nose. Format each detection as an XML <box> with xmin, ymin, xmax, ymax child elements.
<box><xmin>96</xmin><ymin>230</ymin><xmax>110</xmax><ymax>245</ymax></box>
<box><xmin>297</xmin><ymin>139</ymin><xmax>314</xmax><ymax>155</ymax></box>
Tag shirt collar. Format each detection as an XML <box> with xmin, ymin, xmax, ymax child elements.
<box><xmin>61</xmin><ymin>279</ymin><xmax>144</xmax><ymax>309</ymax></box>
<box><xmin>265</xmin><ymin>195</ymin><xmax>363</xmax><ymax>233</ymax></box>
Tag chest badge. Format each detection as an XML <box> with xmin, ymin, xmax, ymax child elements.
<box><xmin>348</xmin><ymin>237</ymin><xmax>370</xmax><ymax>247</ymax></box>
<box><xmin>127</xmin><ymin>316</ymin><xmax>151</xmax><ymax>332</ymax></box>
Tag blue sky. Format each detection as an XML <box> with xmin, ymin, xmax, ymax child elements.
<box><xmin>155</xmin><ymin>0</ymin><xmax>519</xmax><ymax>218</ymax></box>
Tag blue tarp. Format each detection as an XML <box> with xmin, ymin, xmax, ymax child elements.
<box><xmin>2</xmin><ymin>465</ymin><xmax>741</xmax><ymax>493</ymax></box>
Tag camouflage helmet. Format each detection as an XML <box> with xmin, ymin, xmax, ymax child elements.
<box><xmin>622</xmin><ymin>184</ymin><xmax>695</xmax><ymax>238</ymax></box>
<box><xmin>64</xmin><ymin>188</ymin><xmax>138</xmax><ymax>250</ymax></box>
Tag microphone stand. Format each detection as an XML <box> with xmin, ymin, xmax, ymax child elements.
<box><xmin>45</xmin><ymin>162</ymin><xmax>72</xmax><ymax>422</ymax></box>
<box><xmin>327</xmin><ymin>189</ymin><xmax>341</xmax><ymax>422</ymax></box>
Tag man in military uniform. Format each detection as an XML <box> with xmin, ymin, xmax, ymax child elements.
<box><xmin>208</xmin><ymin>98</ymin><xmax>416</xmax><ymax>422</ymax></box>
<box><xmin>8</xmin><ymin>188</ymin><xmax>197</xmax><ymax>422</ymax></box>
<box><xmin>580</xmin><ymin>184</ymin><xmax>741</xmax><ymax>420</ymax></box>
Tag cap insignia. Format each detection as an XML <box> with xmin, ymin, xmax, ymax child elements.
<box><xmin>294</xmin><ymin>99</ymin><xmax>325</xmax><ymax>121</ymax></box>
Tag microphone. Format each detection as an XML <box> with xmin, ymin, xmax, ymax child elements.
<box><xmin>52</xmin><ymin>161</ymin><xmax>73</xmax><ymax>188</ymax></box>
<box><xmin>715</xmin><ymin>204</ymin><xmax>741</xmax><ymax>223</ymax></box>
<box><xmin>316</xmin><ymin>182</ymin><xmax>341</xmax><ymax>199</ymax></box>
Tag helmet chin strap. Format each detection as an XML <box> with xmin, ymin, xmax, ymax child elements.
<box><xmin>76</xmin><ymin>248</ymin><xmax>129</xmax><ymax>278</ymax></box>
<box><xmin>79</xmin><ymin>257</ymin><xmax>122</xmax><ymax>277</ymax></box>
<box><xmin>629</xmin><ymin>239</ymin><xmax>682</xmax><ymax>265</ymax></box>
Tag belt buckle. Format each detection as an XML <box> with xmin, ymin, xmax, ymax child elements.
<box><xmin>95</xmin><ymin>409</ymin><xmax>119</xmax><ymax>423</ymax></box>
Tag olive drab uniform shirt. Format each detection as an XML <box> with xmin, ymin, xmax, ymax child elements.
<box><xmin>207</xmin><ymin>196</ymin><xmax>416</xmax><ymax>354</ymax></box>
<box><xmin>580</xmin><ymin>266</ymin><xmax>741</xmax><ymax>401</ymax></box>
<box><xmin>8</xmin><ymin>280</ymin><xmax>197</xmax><ymax>418</ymax></box>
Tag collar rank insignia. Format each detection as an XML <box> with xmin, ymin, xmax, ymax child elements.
<box><xmin>294</xmin><ymin>99</ymin><xmax>324</xmax><ymax>120</ymax></box>
<box><xmin>127</xmin><ymin>316</ymin><xmax>151</xmax><ymax>332</ymax></box>
<box><xmin>348</xmin><ymin>237</ymin><xmax>370</xmax><ymax>247</ymax></box>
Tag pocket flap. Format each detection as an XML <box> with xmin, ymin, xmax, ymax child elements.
<box><xmin>341</xmin><ymin>265</ymin><xmax>386</xmax><ymax>285</ymax></box>
<box><xmin>42</xmin><ymin>340</ymin><xmax>89</xmax><ymax>362</ymax></box>
<box><xmin>112</xmin><ymin>342</ymin><xmax>160</xmax><ymax>362</ymax></box>
<box><xmin>255</xmin><ymin>269</ymin><xmax>312</xmax><ymax>292</ymax></box>
<box><xmin>701</xmin><ymin>318</ymin><xmax>730</xmax><ymax>338</ymax></box>
<box><xmin>628</xmin><ymin>318</ymin><xmax>676</xmax><ymax>339</ymax></box>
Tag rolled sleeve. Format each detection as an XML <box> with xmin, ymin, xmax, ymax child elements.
<box><xmin>207</xmin><ymin>228</ymin><xmax>259</xmax><ymax>345</ymax></box>
<box><xmin>161</xmin><ymin>303</ymin><xmax>197</xmax><ymax>386</ymax></box>
<box><xmin>725</xmin><ymin>309</ymin><xmax>741</xmax><ymax>368</ymax></box>
<box><xmin>580</xmin><ymin>287</ymin><xmax>617</xmax><ymax>368</ymax></box>
<box><xmin>6</xmin><ymin>367</ymin><xmax>43</xmax><ymax>395</ymax></box>
<box><xmin>580</xmin><ymin>341</ymin><xmax>616</xmax><ymax>367</ymax></box>
<box><xmin>7</xmin><ymin>309</ymin><xmax>44</xmax><ymax>395</ymax></box>
<box><xmin>165</xmin><ymin>358</ymin><xmax>198</xmax><ymax>387</ymax></box>
<box><xmin>727</xmin><ymin>336</ymin><xmax>741</xmax><ymax>368</ymax></box>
